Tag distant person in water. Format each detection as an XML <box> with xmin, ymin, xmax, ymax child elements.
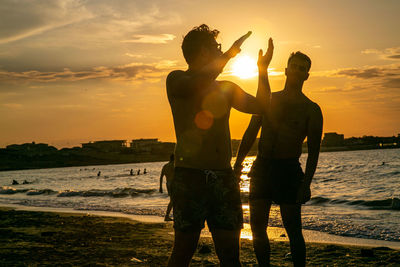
<box><xmin>144</xmin><ymin>168</ymin><xmax>147</xmax><ymax>174</ymax></box>
<box><xmin>130</xmin><ymin>169</ymin><xmax>134</xmax><ymax>176</ymax></box>
<box><xmin>137</xmin><ymin>169</ymin><xmax>140</xmax><ymax>175</ymax></box>
<box><xmin>97</xmin><ymin>171</ymin><xmax>101</xmax><ymax>177</ymax></box>
<box><xmin>12</xmin><ymin>180</ymin><xmax>19</xmax><ymax>185</ymax></box>
<box><xmin>166</xmin><ymin>24</ymin><xmax>273</xmax><ymax>267</ymax></box>
<box><xmin>234</xmin><ymin>51</ymin><xmax>323</xmax><ymax>267</ymax></box>
<box><xmin>159</xmin><ymin>154</ymin><xmax>175</xmax><ymax>221</ymax></box>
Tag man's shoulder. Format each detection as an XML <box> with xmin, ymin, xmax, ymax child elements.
<box><xmin>301</xmin><ymin>94</ymin><xmax>321</xmax><ymax>111</ymax></box>
<box><xmin>167</xmin><ymin>70</ymin><xmax>186</xmax><ymax>83</ymax></box>
<box><xmin>216</xmin><ymin>80</ymin><xmax>238</xmax><ymax>88</ymax></box>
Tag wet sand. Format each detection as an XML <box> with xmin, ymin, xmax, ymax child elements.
<box><xmin>1</xmin><ymin>207</ymin><xmax>399</xmax><ymax>266</ymax></box>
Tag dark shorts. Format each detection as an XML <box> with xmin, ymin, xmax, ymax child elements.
<box><xmin>170</xmin><ymin>167</ymin><xmax>243</xmax><ymax>232</ymax></box>
<box><xmin>249</xmin><ymin>157</ymin><xmax>304</xmax><ymax>204</ymax></box>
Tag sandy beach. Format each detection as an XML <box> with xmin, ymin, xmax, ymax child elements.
<box><xmin>1</xmin><ymin>206</ymin><xmax>399</xmax><ymax>266</ymax></box>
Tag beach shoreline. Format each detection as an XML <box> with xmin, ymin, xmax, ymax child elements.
<box><xmin>2</xmin><ymin>203</ymin><xmax>400</xmax><ymax>250</ymax></box>
<box><xmin>1</xmin><ymin>205</ymin><xmax>400</xmax><ymax>266</ymax></box>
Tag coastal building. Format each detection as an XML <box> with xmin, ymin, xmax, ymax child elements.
<box><xmin>81</xmin><ymin>140</ymin><xmax>127</xmax><ymax>152</ymax></box>
<box><xmin>322</xmin><ymin>132</ymin><xmax>345</xmax><ymax>147</ymax></box>
<box><xmin>130</xmin><ymin>139</ymin><xmax>175</xmax><ymax>154</ymax></box>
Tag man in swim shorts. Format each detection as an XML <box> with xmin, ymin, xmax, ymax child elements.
<box><xmin>234</xmin><ymin>51</ymin><xmax>323</xmax><ymax>267</ymax></box>
<box><xmin>166</xmin><ymin>24</ymin><xmax>273</xmax><ymax>266</ymax></box>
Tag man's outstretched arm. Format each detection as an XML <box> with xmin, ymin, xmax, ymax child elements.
<box><xmin>256</xmin><ymin>38</ymin><xmax>274</xmax><ymax>115</ymax></box>
<box><xmin>297</xmin><ymin>104</ymin><xmax>323</xmax><ymax>203</ymax></box>
<box><xmin>233</xmin><ymin>115</ymin><xmax>262</xmax><ymax>174</ymax></box>
<box><xmin>167</xmin><ymin>32</ymin><xmax>252</xmax><ymax>97</ymax></box>
<box><xmin>230</xmin><ymin>38</ymin><xmax>273</xmax><ymax>115</ymax></box>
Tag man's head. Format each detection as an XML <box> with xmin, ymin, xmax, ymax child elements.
<box><xmin>285</xmin><ymin>51</ymin><xmax>311</xmax><ymax>82</ymax></box>
<box><xmin>182</xmin><ymin>24</ymin><xmax>222</xmax><ymax>66</ymax></box>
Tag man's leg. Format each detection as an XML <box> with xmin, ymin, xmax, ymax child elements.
<box><xmin>167</xmin><ymin>229</ymin><xmax>201</xmax><ymax>267</ymax></box>
<box><xmin>211</xmin><ymin>229</ymin><xmax>241</xmax><ymax>267</ymax></box>
<box><xmin>164</xmin><ymin>201</ymin><xmax>173</xmax><ymax>221</ymax></box>
<box><xmin>280</xmin><ymin>204</ymin><xmax>305</xmax><ymax>267</ymax></box>
<box><xmin>250</xmin><ymin>198</ymin><xmax>272</xmax><ymax>267</ymax></box>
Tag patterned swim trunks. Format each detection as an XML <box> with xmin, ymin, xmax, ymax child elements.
<box><xmin>170</xmin><ymin>167</ymin><xmax>243</xmax><ymax>232</ymax></box>
<box><xmin>249</xmin><ymin>157</ymin><xmax>305</xmax><ymax>204</ymax></box>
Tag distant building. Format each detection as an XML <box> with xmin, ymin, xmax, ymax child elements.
<box><xmin>82</xmin><ymin>140</ymin><xmax>127</xmax><ymax>152</ymax></box>
<box><xmin>6</xmin><ymin>142</ymin><xmax>57</xmax><ymax>155</ymax></box>
<box><xmin>130</xmin><ymin>139</ymin><xmax>175</xmax><ymax>154</ymax></box>
<box><xmin>130</xmin><ymin>139</ymin><xmax>159</xmax><ymax>152</ymax></box>
<box><xmin>322</xmin><ymin>132</ymin><xmax>344</xmax><ymax>147</ymax></box>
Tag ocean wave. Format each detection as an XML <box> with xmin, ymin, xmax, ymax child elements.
<box><xmin>26</xmin><ymin>189</ymin><xmax>57</xmax><ymax>196</ymax></box>
<box><xmin>57</xmin><ymin>188</ymin><xmax>156</xmax><ymax>198</ymax></box>
<box><xmin>0</xmin><ymin>186</ymin><xmax>29</xmax><ymax>194</ymax></box>
<box><xmin>309</xmin><ymin>196</ymin><xmax>400</xmax><ymax>210</ymax></box>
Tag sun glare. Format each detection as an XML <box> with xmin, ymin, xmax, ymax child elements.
<box><xmin>231</xmin><ymin>55</ymin><xmax>258</xmax><ymax>79</ymax></box>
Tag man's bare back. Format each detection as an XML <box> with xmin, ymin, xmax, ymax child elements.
<box><xmin>167</xmin><ymin>77</ymin><xmax>240</xmax><ymax>169</ymax></box>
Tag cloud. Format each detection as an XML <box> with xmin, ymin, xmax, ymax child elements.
<box><xmin>0</xmin><ymin>60</ymin><xmax>178</xmax><ymax>83</ymax></box>
<box><xmin>361</xmin><ymin>46</ymin><xmax>400</xmax><ymax>61</ymax></box>
<box><xmin>0</xmin><ymin>1</ymin><xmax>181</xmax><ymax>47</ymax></box>
<box><xmin>310</xmin><ymin>63</ymin><xmax>400</xmax><ymax>96</ymax></box>
<box><xmin>0</xmin><ymin>0</ymin><xmax>93</xmax><ymax>44</ymax></box>
<box><xmin>122</xmin><ymin>34</ymin><xmax>176</xmax><ymax>44</ymax></box>
<box><xmin>334</xmin><ymin>64</ymin><xmax>400</xmax><ymax>79</ymax></box>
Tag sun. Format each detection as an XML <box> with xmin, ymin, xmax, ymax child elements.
<box><xmin>231</xmin><ymin>55</ymin><xmax>258</xmax><ymax>79</ymax></box>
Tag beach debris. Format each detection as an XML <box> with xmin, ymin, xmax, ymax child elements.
<box><xmin>360</xmin><ymin>248</ymin><xmax>374</xmax><ymax>257</ymax></box>
<box><xmin>198</xmin><ymin>244</ymin><xmax>212</xmax><ymax>254</ymax></box>
<box><xmin>284</xmin><ymin>252</ymin><xmax>292</xmax><ymax>261</ymax></box>
<box><xmin>130</xmin><ymin>257</ymin><xmax>143</xmax><ymax>263</ymax></box>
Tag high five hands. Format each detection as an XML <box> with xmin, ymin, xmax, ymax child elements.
<box><xmin>224</xmin><ymin>32</ymin><xmax>273</xmax><ymax>71</ymax></box>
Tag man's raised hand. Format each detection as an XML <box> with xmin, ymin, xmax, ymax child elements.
<box><xmin>257</xmin><ymin>37</ymin><xmax>274</xmax><ymax>72</ymax></box>
<box><xmin>225</xmin><ymin>31</ymin><xmax>252</xmax><ymax>58</ymax></box>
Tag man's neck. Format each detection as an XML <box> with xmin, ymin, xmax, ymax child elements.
<box><xmin>283</xmin><ymin>81</ymin><xmax>304</xmax><ymax>96</ymax></box>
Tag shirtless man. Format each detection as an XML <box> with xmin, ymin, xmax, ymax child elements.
<box><xmin>166</xmin><ymin>24</ymin><xmax>273</xmax><ymax>267</ymax></box>
<box><xmin>234</xmin><ymin>52</ymin><xmax>323</xmax><ymax>267</ymax></box>
<box><xmin>159</xmin><ymin>154</ymin><xmax>175</xmax><ymax>221</ymax></box>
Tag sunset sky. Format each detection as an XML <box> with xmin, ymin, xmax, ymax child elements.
<box><xmin>0</xmin><ymin>0</ymin><xmax>399</xmax><ymax>148</ymax></box>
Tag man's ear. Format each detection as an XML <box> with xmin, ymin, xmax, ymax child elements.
<box><xmin>285</xmin><ymin>67</ymin><xmax>288</xmax><ymax>76</ymax></box>
<box><xmin>304</xmin><ymin>72</ymin><xmax>309</xmax><ymax>81</ymax></box>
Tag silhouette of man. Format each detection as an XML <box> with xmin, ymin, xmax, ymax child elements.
<box><xmin>166</xmin><ymin>24</ymin><xmax>273</xmax><ymax>267</ymax></box>
<box><xmin>159</xmin><ymin>154</ymin><xmax>175</xmax><ymax>221</ymax></box>
<box><xmin>234</xmin><ymin>51</ymin><xmax>323</xmax><ymax>267</ymax></box>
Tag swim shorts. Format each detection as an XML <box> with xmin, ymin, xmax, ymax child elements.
<box><xmin>170</xmin><ymin>167</ymin><xmax>243</xmax><ymax>232</ymax></box>
<box><xmin>249</xmin><ymin>157</ymin><xmax>305</xmax><ymax>204</ymax></box>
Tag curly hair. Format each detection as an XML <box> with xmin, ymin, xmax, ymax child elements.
<box><xmin>288</xmin><ymin>51</ymin><xmax>312</xmax><ymax>71</ymax></box>
<box><xmin>181</xmin><ymin>24</ymin><xmax>219</xmax><ymax>64</ymax></box>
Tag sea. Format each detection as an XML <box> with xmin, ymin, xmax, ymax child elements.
<box><xmin>1</xmin><ymin>148</ymin><xmax>399</xmax><ymax>243</ymax></box>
